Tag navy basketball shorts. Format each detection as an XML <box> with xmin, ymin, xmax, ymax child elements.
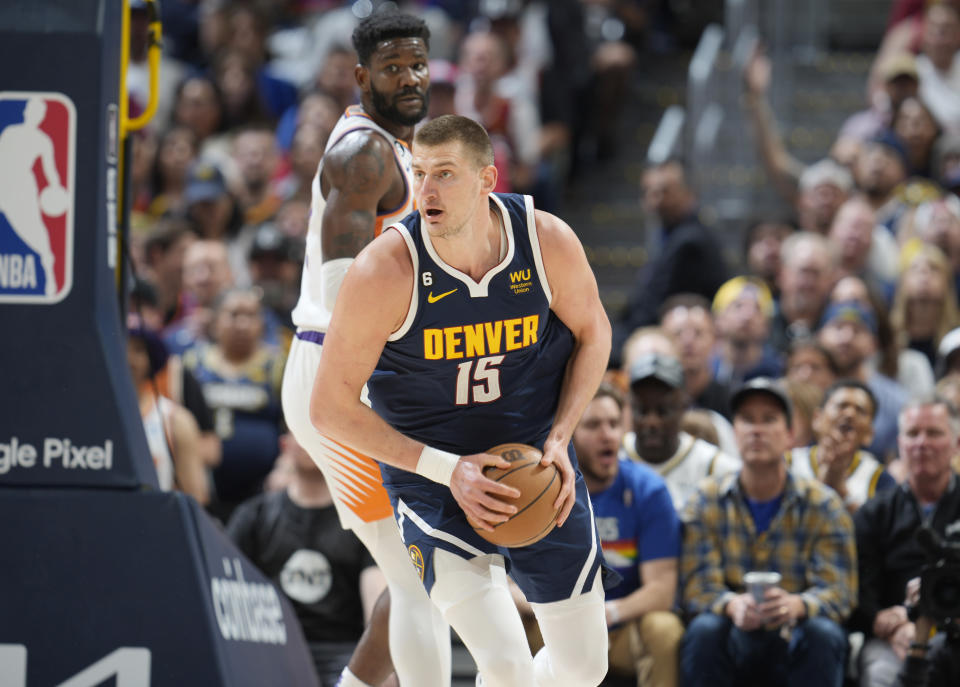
<box><xmin>390</xmin><ymin>468</ymin><xmax>604</xmax><ymax>605</ymax></box>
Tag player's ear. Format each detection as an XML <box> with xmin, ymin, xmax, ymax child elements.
<box><xmin>480</xmin><ymin>163</ymin><xmax>497</xmax><ymax>194</ymax></box>
<box><xmin>355</xmin><ymin>64</ymin><xmax>369</xmax><ymax>91</ymax></box>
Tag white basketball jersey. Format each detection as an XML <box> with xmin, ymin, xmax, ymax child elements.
<box><xmin>291</xmin><ymin>105</ymin><xmax>416</xmax><ymax>331</ymax></box>
<box><xmin>788</xmin><ymin>445</ymin><xmax>886</xmax><ymax>508</ymax></box>
<box><xmin>621</xmin><ymin>431</ymin><xmax>741</xmax><ymax>511</ymax></box>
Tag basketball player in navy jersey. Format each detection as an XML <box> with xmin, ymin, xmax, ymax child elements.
<box><xmin>312</xmin><ymin>114</ymin><xmax>612</xmax><ymax>686</ymax></box>
<box><xmin>281</xmin><ymin>11</ymin><xmax>449</xmax><ymax>687</ymax></box>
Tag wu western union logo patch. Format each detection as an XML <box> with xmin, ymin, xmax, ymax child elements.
<box><xmin>509</xmin><ymin>268</ymin><xmax>532</xmax><ymax>295</ymax></box>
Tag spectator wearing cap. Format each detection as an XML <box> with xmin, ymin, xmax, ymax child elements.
<box><xmin>679</xmin><ymin>377</ymin><xmax>857</xmax><ymax>687</ymax></box>
<box><xmin>788</xmin><ymin>379</ymin><xmax>896</xmax><ymax>513</ymax></box>
<box><xmin>710</xmin><ymin>276</ymin><xmax>784</xmax><ymax>390</ymax></box>
<box><xmin>561</xmin><ymin>382</ymin><xmax>685</xmax><ymax>687</ymax></box>
<box><xmin>184</xmin><ymin>160</ymin><xmax>242</xmax><ymax>243</ymax></box>
<box><xmin>247</xmin><ymin>222</ymin><xmax>300</xmax><ymax>338</ymax></box>
<box><xmin>622</xmin><ymin>326</ymin><xmax>741</xmax><ymax>461</ymax></box>
<box><xmin>841</xmin><ymin>52</ymin><xmax>920</xmax><ymax>143</ymax></box>
<box><xmin>828</xmin><ymin>273</ymin><xmax>936</xmax><ymax>401</ymax></box>
<box><xmin>817</xmin><ymin>299</ymin><xmax>909</xmax><ymax>461</ymax></box>
<box><xmin>621</xmin><ymin>352</ymin><xmax>740</xmax><ymax>512</ymax></box>
<box><xmin>853</xmin><ymin>131</ymin><xmax>909</xmax><ymax>234</ymax></box>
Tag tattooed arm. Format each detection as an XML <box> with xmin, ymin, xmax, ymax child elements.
<box><xmin>320</xmin><ymin>130</ymin><xmax>399</xmax><ymax>260</ymax></box>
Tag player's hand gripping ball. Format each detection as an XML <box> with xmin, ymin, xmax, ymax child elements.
<box><xmin>471</xmin><ymin>443</ymin><xmax>561</xmax><ymax>547</ymax></box>
<box><xmin>39</xmin><ymin>185</ymin><xmax>69</xmax><ymax>216</ymax></box>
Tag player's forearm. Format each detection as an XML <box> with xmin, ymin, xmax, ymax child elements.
<box><xmin>546</xmin><ymin>319</ymin><xmax>611</xmax><ymax>447</ymax></box>
<box><xmin>310</xmin><ymin>394</ymin><xmax>426</xmax><ymax>474</ymax></box>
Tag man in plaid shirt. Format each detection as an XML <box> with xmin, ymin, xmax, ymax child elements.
<box><xmin>679</xmin><ymin>377</ymin><xmax>858</xmax><ymax>687</ymax></box>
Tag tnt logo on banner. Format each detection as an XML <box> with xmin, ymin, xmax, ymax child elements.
<box><xmin>0</xmin><ymin>92</ymin><xmax>75</xmax><ymax>303</ymax></box>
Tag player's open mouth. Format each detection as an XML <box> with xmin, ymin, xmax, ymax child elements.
<box><xmin>425</xmin><ymin>208</ymin><xmax>443</xmax><ymax>218</ymax></box>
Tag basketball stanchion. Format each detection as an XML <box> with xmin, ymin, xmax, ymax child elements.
<box><xmin>0</xmin><ymin>3</ymin><xmax>317</xmax><ymax>684</ymax></box>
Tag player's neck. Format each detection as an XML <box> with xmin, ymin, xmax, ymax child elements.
<box><xmin>432</xmin><ymin>203</ymin><xmax>502</xmax><ymax>281</ymax></box>
<box><xmin>364</xmin><ymin>104</ymin><xmax>414</xmax><ymax>143</ymax></box>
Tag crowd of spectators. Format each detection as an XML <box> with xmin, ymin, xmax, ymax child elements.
<box><xmin>126</xmin><ymin>1</ymin><xmax>960</xmax><ymax>685</ymax></box>
<box><xmin>593</xmin><ymin>1</ymin><xmax>960</xmax><ymax>685</ymax></box>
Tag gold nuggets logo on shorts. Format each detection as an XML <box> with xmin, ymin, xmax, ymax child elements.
<box><xmin>408</xmin><ymin>545</ymin><xmax>425</xmax><ymax>581</ymax></box>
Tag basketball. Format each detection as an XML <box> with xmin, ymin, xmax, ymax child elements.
<box><xmin>471</xmin><ymin>443</ymin><xmax>561</xmax><ymax>548</ymax></box>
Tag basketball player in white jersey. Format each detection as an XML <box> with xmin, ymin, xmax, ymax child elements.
<box><xmin>280</xmin><ymin>11</ymin><xmax>450</xmax><ymax>687</ymax></box>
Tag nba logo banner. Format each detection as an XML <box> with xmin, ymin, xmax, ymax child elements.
<box><xmin>0</xmin><ymin>91</ymin><xmax>75</xmax><ymax>303</ymax></box>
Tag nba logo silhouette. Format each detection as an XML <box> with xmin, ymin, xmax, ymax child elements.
<box><xmin>0</xmin><ymin>91</ymin><xmax>75</xmax><ymax>303</ymax></box>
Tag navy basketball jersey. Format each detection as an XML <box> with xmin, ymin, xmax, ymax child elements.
<box><xmin>367</xmin><ymin>193</ymin><xmax>574</xmax><ymax>490</ymax></box>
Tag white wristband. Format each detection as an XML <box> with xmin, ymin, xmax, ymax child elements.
<box><xmin>416</xmin><ymin>446</ymin><xmax>460</xmax><ymax>486</ymax></box>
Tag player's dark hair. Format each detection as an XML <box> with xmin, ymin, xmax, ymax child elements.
<box><xmin>352</xmin><ymin>10</ymin><xmax>430</xmax><ymax>66</ymax></box>
<box><xmin>821</xmin><ymin>378</ymin><xmax>878</xmax><ymax>419</ymax></box>
<box><xmin>414</xmin><ymin>114</ymin><xmax>495</xmax><ymax>168</ymax></box>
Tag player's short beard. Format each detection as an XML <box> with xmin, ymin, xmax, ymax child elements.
<box><xmin>371</xmin><ymin>83</ymin><xmax>429</xmax><ymax>127</ymax></box>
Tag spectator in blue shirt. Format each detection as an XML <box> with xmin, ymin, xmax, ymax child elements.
<box><xmin>577</xmin><ymin>382</ymin><xmax>684</xmax><ymax>687</ymax></box>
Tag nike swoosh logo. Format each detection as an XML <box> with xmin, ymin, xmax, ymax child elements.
<box><xmin>427</xmin><ymin>288</ymin><xmax>458</xmax><ymax>303</ymax></box>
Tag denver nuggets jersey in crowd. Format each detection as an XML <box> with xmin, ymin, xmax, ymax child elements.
<box><xmin>185</xmin><ymin>342</ymin><xmax>285</xmax><ymax>506</ymax></box>
<box><xmin>368</xmin><ymin>192</ymin><xmax>574</xmax><ymax>486</ymax></box>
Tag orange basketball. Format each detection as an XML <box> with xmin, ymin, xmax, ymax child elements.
<box><xmin>471</xmin><ymin>443</ymin><xmax>561</xmax><ymax>548</ymax></box>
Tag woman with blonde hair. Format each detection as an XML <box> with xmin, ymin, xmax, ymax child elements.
<box><xmin>889</xmin><ymin>240</ymin><xmax>960</xmax><ymax>367</ymax></box>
